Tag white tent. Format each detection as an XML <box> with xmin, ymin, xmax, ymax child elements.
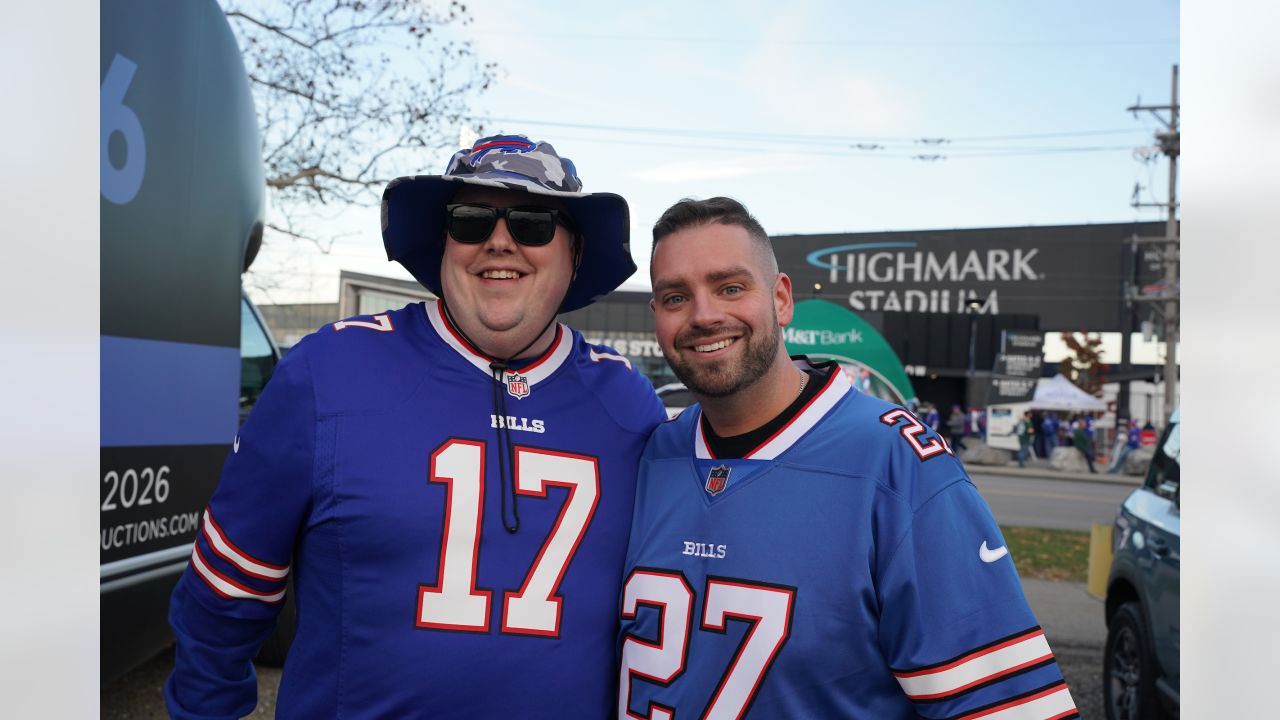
<box><xmin>1030</xmin><ymin>374</ymin><xmax>1107</xmax><ymax>412</ymax></box>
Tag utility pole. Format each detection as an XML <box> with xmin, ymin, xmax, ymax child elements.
<box><xmin>965</xmin><ymin>296</ymin><xmax>983</xmax><ymax>409</ymax></box>
<box><xmin>1126</xmin><ymin>64</ymin><xmax>1179</xmax><ymax>422</ymax></box>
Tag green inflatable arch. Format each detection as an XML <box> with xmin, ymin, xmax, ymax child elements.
<box><xmin>784</xmin><ymin>300</ymin><xmax>917</xmax><ymax>405</ymax></box>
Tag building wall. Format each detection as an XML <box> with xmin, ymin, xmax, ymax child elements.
<box><xmin>258</xmin><ymin>218</ymin><xmax>1163</xmax><ymax>399</ymax></box>
<box><xmin>558</xmin><ymin>291</ymin><xmax>677</xmax><ymax>386</ymax></box>
<box><xmin>256</xmin><ymin>302</ymin><xmax>337</xmax><ymax>349</ymax></box>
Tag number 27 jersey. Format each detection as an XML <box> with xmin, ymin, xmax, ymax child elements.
<box><xmin>619</xmin><ymin>369</ymin><xmax>1078</xmax><ymax>719</ymax></box>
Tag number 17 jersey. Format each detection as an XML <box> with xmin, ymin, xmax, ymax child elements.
<box><xmin>166</xmin><ymin>300</ymin><xmax>665</xmax><ymax>719</ymax></box>
<box><xmin>619</xmin><ymin>369</ymin><xmax>1077</xmax><ymax>719</ymax></box>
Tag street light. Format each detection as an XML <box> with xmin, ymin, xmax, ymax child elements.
<box><xmin>812</xmin><ymin>282</ymin><xmax>822</xmax><ymax>299</ymax></box>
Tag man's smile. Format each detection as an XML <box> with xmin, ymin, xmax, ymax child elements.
<box><xmin>692</xmin><ymin>338</ymin><xmax>738</xmax><ymax>353</ymax></box>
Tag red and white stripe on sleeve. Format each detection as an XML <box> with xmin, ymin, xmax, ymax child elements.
<box><xmin>944</xmin><ymin>680</ymin><xmax>1078</xmax><ymax>720</ymax></box>
<box><xmin>894</xmin><ymin>627</ymin><xmax>1057</xmax><ymax>701</ymax></box>
<box><xmin>892</xmin><ymin>627</ymin><xmax>1078</xmax><ymax>719</ymax></box>
<box><xmin>189</xmin><ymin>508</ymin><xmax>290</xmax><ymax>604</ymax></box>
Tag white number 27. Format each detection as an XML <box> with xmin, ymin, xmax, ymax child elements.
<box><xmin>619</xmin><ymin>570</ymin><xmax>796</xmax><ymax>720</ymax></box>
<box><xmin>416</xmin><ymin>439</ymin><xmax>599</xmax><ymax>637</ymax></box>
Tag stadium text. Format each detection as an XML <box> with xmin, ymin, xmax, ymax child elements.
<box><xmin>824</xmin><ymin>248</ymin><xmax>1040</xmax><ymax>285</ymax></box>
<box><xmin>847</xmin><ymin>287</ymin><xmax>1000</xmax><ymax>314</ymax></box>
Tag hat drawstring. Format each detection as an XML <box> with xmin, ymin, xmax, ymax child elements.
<box><xmin>487</xmin><ymin>359</ymin><xmax>520</xmax><ymax>534</ymax></box>
<box><xmin>439</xmin><ymin>298</ymin><xmax>562</xmax><ymax>534</ymax></box>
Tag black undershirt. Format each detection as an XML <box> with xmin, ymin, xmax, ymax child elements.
<box><xmin>701</xmin><ymin>359</ymin><xmax>837</xmax><ymax>459</ymax></box>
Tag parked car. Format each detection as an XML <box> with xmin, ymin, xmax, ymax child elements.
<box><xmin>1103</xmin><ymin>408</ymin><xmax>1180</xmax><ymax>719</ymax></box>
<box><xmin>655</xmin><ymin>382</ymin><xmax>694</xmax><ymax>419</ymax></box>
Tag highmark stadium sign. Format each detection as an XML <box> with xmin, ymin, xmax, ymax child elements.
<box><xmin>808</xmin><ymin>244</ymin><xmax>1040</xmax><ymax>313</ymax></box>
<box><xmin>772</xmin><ymin>222</ymin><xmax>1166</xmax><ymax>331</ymax></box>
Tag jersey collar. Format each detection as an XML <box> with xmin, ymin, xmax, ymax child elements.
<box><xmin>693</xmin><ymin>364</ymin><xmax>852</xmax><ymax>460</ymax></box>
<box><xmin>423</xmin><ymin>299</ymin><xmax>572</xmax><ymax>385</ymax></box>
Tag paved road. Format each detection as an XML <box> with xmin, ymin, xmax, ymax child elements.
<box><xmin>101</xmin><ymin>648</ymin><xmax>282</xmax><ymax>719</ymax></box>
<box><xmin>1024</xmin><ymin>578</ymin><xmax>1107</xmax><ymax>719</ymax></box>
<box><xmin>969</xmin><ymin>470</ymin><xmax>1135</xmax><ymax>531</ymax></box>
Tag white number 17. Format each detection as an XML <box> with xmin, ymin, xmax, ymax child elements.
<box><xmin>416</xmin><ymin>439</ymin><xmax>600</xmax><ymax>637</ymax></box>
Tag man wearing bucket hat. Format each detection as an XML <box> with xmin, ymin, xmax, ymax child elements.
<box><xmin>166</xmin><ymin>135</ymin><xmax>665</xmax><ymax>719</ymax></box>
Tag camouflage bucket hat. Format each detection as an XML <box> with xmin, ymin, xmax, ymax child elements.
<box><xmin>381</xmin><ymin>134</ymin><xmax>634</xmax><ymax>313</ymax></box>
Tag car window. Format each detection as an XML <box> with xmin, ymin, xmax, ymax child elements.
<box><xmin>661</xmin><ymin>389</ymin><xmax>695</xmax><ymax>408</ymax></box>
<box><xmin>241</xmin><ymin>298</ymin><xmax>278</xmax><ymax>414</ymax></box>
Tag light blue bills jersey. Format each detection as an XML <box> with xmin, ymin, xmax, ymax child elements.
<box><xmin>619</xmin><ymin>368</ymin><xmax>1078</xmax><ymax>720</ymax></box>
<box><xmin>166</xmin><ymin>300</ymin><xmax>664</xmax><ymax>719</ymax></box>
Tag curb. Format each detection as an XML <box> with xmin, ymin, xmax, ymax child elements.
<box><xmin>962</xmin><ymin>461</ymin><xmax>1142</xmax><ymax>487</ymax></box>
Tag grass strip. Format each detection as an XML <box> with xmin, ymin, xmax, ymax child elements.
<box><xmin>1000</xmin><ymin>525</ymin><xmax>1090</xmax><ymax>583</ymax></box>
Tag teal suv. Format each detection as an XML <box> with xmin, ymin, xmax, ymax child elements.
<box><xmin>1103</xmin><ymin>409</ymin><xmax>1180</xmax><ymax>719</ymax></box>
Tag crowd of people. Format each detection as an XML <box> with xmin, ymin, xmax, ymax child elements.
<box><xmin>915</xmin><ymin>402</ymin><xmax>987</xmax><ymax>450</ymax></box>
<box><xmin>914</xmin><ymin>401</ymin><xmax>1157</xmax><ymax>474</ymax></box>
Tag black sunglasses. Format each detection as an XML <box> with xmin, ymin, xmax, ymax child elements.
<box><xmin>445</xmin><ymin>203</ymin><xmax>575</xmax><ymax>247</ymax></box>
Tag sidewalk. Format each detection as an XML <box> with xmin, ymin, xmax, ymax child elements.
<box><xmin>1021</xmin><ymin>578</ymin><xmax>1105</xmax><ymax>647</ymax></box>
<box><xmin>1021</xmin><ymin>579</ymin><xmax>1106</xmax><ymax>720</ymax></box>
<box><xmin>963</xmin><ymin>459</ymin><xmax>1142</xmax><ymax>487</ymax></box>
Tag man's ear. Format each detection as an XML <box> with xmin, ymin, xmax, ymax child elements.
<box><xmin>774</xmin><ymin>272</ymin><xmax>795</xmax><ymax>326</ymax></box>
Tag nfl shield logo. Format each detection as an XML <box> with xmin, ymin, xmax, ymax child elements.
<box><xmin>504</xmin><ymin>372</ymin><xmax>530</xmax><ymax>400</ymax></box>
<box><xmin>705</xmin><ymin>465</ymin><xmax>731</xmax><ymax>496</ymax></box>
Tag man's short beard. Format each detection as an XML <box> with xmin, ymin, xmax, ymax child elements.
<box><xmin>668</xmin><ymin>320</ymin><xmax>782</xmax><ymax>399</ymax></box>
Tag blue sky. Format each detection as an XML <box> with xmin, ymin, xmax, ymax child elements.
<box><xmin>246</xmin><ymin>0</ymin><xmax>1180</xmax><ymax>303</ymax></box>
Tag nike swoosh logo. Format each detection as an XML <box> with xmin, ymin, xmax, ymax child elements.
<box><xmin>979</xmin><ymin>541</ymin><xmax>1009</xmax><ymax>563</ymax></box>
<box><xmin>233</xmin><ymin>435</ymin><xmax>240</xmax><ymax>454</ymax></box>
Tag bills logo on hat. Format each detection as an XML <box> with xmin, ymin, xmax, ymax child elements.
<box><xmin>705</xmin><ymin>464</ymin><xmax>731</xmax><ymax>496</ymax></box>
<box><xmin>467</xmin><ymin>135</ymin><xmax>537</xmax><ymax>164</ymax></box>
<box><xmin>504</xmin><ymin>372</ymin><xmax>531</xmax><ymax>400</ymax></box>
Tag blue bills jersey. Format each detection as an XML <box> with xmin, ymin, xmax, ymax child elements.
<box><xmin>166</xmin><ymin>300</ymin><xmax>665</xmax><ymax>719</ymax></box>
<box><xmin>619</xmin><ymin>367</ymin><xmax>1078</xmax><ymax>720</ymax></box>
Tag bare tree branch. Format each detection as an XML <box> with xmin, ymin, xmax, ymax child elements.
<box><xmin>225</xmin><ymin>10</ymin><xmax>315</xmax><ymax>50</ymax></box>
<box><xmin>265</xmin><ymin>221</ymin><xmax>321</xmax><ymax>245</ymax></box>
<box><xmin>245</xmin><ymin>73</ymin><xmax>338</xmax><ymax>110</ymax></box>
<box><xmin>266</xmin><ymin>166</ymin><xmax>387</xmax><ymax>190</ymax></box>
<box><xmin>225</xmin><ymin>0</ymin><xmax>495</xmax><ymax>280</ymax></box>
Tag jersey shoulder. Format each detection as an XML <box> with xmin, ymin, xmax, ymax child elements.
<box><xmin>809</xmin><ymin>391</ymin><xmax>971</xmax><ymax>510</ymax></box>
<box><xmin>643</xmin><ymin>401</ymin><xmax>700</xmax><ymax>461</ymax></box>
<box><xmin>568</xmin><ymin>333</ymin><xmax>665</xmax><ymax>436</ymax></box>
<box><xmin>279</xmin><ymin>303</ymin><xmax>434</xmax><ymax>415</ymax></box>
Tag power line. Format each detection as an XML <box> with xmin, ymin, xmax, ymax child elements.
<box><xmin>561</xmin><ymin>133</ymin><xmax>1135</xmax><ymax>159</ymax></box>
<box><xmin>469</xmin><ymin>116</ymin><xmax>1147</xmax><ymax>146</ymax></box>
<box><xmin>948</xmin><ymin>146</ymin><xmax>1137</xmax><ymax>157</ymax></box>
<box><xmin>467</xmin><ymin>30</ymin><xmax>1177</xmax><ymax>49</ymax></box>
<box><xmin>949</xmin><ymin>129</ymin><xmax>1147</xmax><ymax>142</ymax></box>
